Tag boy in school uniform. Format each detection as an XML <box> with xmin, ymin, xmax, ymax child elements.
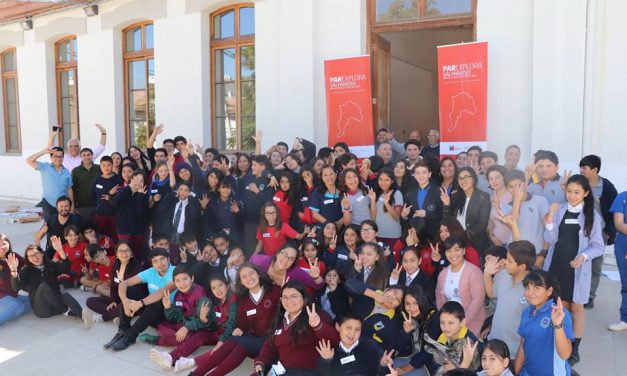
<box><xmin>316</xmin><ymin>313</ymin><xmax>395</xmax><ymax>376</ymax></box>
<box><xmin>526</xmin><ymin>150</ymin><xmax>567</xmax><ymax>205</ymax></box>
<box><xmin>484</xmin><ymin>240</ymin><xmax>536</xmax><ymax>358</ymax></box>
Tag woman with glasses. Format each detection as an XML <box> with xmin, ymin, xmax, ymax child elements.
<box><xmin>251</xmin><ymin>244</ymin><xmax>325</xmax><ymax>291</ymax></box>
<box><xmin>175</xmin><ymin>263</ymin><xmax>280</xmax><ymax>375</ymax></box>
<box><xmin>84</xmin><ymin>240</ymin><xmax>146</xmax><ymax>322</ymax></box>
<box><xmin>0</xmin><ymin>234</ymin><xmax>31</xmax><ymax>325</ymax></box>
<box><xmin>7</xmin><ymin>243</ymin><xmax>88</xmax><ymax>326</ymax></box>
<box><xmin>254</xmin><ymin>280</ymin><xmax>339</xmax><ymax>375</ymax></box>
<box><xmin>442</xmin><ymin>166</ymin><xmax>492</xmax><ymax>256</ymax></box>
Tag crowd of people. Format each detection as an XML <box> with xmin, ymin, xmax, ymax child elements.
<box><xmin>0</xmin><ymin>123</ymin><xmax>626</xmax><ymax>376</ymax></box>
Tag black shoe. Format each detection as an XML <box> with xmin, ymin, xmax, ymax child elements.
<box><xmin>584</xmin><ymin>299</ymin><xmax>594</xmax><ymax>309</ymax></box>
<box><xmin>103</xmin><ymin>332</ymin><xmax>125</xmax><ymax>349</ymax></box>
<box><xmin>568</xmin><ymin>351</ymin><xmax>580</xmax><ymax>366</ymax></box>
<box><xmin>110</xmin><ymin>334</ymin><xmax>135</xmax><ymax>351</ymax></box>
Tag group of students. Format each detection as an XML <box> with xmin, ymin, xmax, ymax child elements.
<box><xmin>0</xmin><ymin>124</ymin><xmax>626</xmax><ymax>376</ymax></box>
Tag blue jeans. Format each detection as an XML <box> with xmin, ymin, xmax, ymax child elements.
<box><xmin>616</xmin><ymin>242</ymin><xmax>627</xmax><ymax>322</ymax></box>
<box><xmin>0</xmin><ymin>295</ymin><xmax>31</xmax><ymax>325</ymax></box>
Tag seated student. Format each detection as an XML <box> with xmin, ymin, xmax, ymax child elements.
<box><xmin>484</xmin><ymin>241</ymin><xmax>536</xmax><ymax>359</ymax></box>
<box><xmin>198</xmin><ymin>274</ymin><xmax>238</xmax><ymax>357</ymax></box>
<box><xmin>103</xmin><ymin>247</ymin><xmax>176</xmax><ymax>351</ymax></box>
<box><xmin>459</xmin><ymin>338</ymin><xmax>515</xmax><ymax>376</ymax></box>
<box><xmin>82</xmin><ymin>222</ymin><xmax>115</xmax><ymax>255</ymax></box>
<box><xmin>350</xmin><ymin>241</ymin><xmax>391</xmax><ymax>291</ymax></box>
<box><xmin>423</xmin><ymin>301</ymin><xmax>481</xmax><ymax>374</ymax></box>
<box><xmin>526</xmin><ymin>150</ymin><xmax>567</xmax><ymax>205</ymax></box>
<box><xmin>344</xmin><ymin>277</ymin><xmax>404</xmax><ymax>351</ymax></box>
<box><xmin>92</xmin><ymin>155</ymin><xmax>124</xmax><ymax>239</ymax></box>
<box><xmin>8</xmin><ymin>244</ymin><xmax>87</xmax><ymax>325</ymax></box>
<box><xmin>254</xmin><ymin>202</ymin><xmax>308</xmax><ymax>256</ymax></box>
<box><xmin>254</xmin><ymin>280</ymin><xmax>339</xmax><ymax>375</ymax></box>
<box><xmin>0</xmin><ymin>235</ymin><xmax>31</xmax><ymax>325</ymax></box>
<box><xmin>390</xmin><ymin>246</ymin><xmax>436</xmax><ymax>304</ymax></box>
<box><xmin>173</xmin><ymin>231</ymin><xmax>202</xmax><ymax>266</ymax></box>
<box><xmin>316</xmin><ymin>312</ymin><xmax>395</xmax><ymax>375</ymax></box>
<box><xmin>190</xmin><ymin>241</ymin><xmax>226</xmax><ymax>289</ymax></box>
<box><xmin>392</xmin><ymin>285</ymin><xmax>441</xmax><ymax>376</ymax></box>
<box><xmin>85</xmin><ymin>241</ymin><xmax>145</xmax><ymax>322</ymax></box>
<box><xmin>251</xmin><ymin>244</ymin><xmax>325</xmax><ymax>291</ymax></box>
<box><xmin>313</xmin><ymin>268</ymin><xmax>350</xmax><ymax>321</ymax></box>
<box><xmin>515</xmin><ymin>271</ymin><xmax>574</xmax><ymax>376</ymax></box>
<box><xmin>204</xmin><ymin>179</ymin><xmax>244</xmax><ymax>244</ymax></box>
<box><xmin>80</xmin><ymin>244</ymin><xmax>114</xmax><ymax>298</ymax></box>
<box><xmin>52</xmin><ymin>227</ymin><xmax>88</xmax><ymax>287</ymax></box>
<box><xmin>146</xmin><ymin>266</ymin><xmax>214</xmax><ymax>371</ymax></box>
<box><xmin>176</xmin><ymin>263</ymin><xmax>280</xmax><ymax>376</ymax></box>
<box><xmin>435</xmin><ymin>236</ymin><xmax>486</xmax><ymax>337</ymax></box>
<box><xmin>211</xmin><ymin>232</ymin><xmax>233</xmax><ymax>258</ymax></box>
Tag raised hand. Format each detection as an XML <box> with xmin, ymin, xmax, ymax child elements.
<box><xmin>513</xmin><ymin>180</ymin><xmax>526</xmax><ymax>202</ymax></box>
<box><xmin>401</xmin><ymin>203</ymin><xmax>412</xmax><ymax>219</ymax></box>
<box><xmin>385</xmin><ymin>363</ymin><xmax>398</xmax><ymax>376</ymax></box>
<box><xmin>308</xmin><ymin>258</ymin><xmax>321</xmax><ymax>279</ymax></box>
<box><xmin>230</xmin><ymin>200</ymin><xmax>240</xmax><ymax>213</ymax></box>
<box><xmin>483</xmin><ymin>256</ymin><xmax>503</xmax><ymax>276</ymax></box>
<box><xmin>307</xmin><ymin>226</ymin><xmax>317</xmax><ymax>238</ymax></box>
<box><xmin>109</xmin><ymin>185</ymin><xmax>120</xmax><ymax>196</ymax></box>
<box><xmin>462</xmin><ymin>337</ymin><xmax>479</xmax><ymax>366</ymax></box>
<box><xmin>179</xmin><ymin>247</ymin><xmax>188</xmax><ymax>263</ymax></box>
<box><xmin>51</xmin><ymin>235</ymin><xmax>63</xmax><ymax>253</ymax></box>
<box><xmin>440</xmin><ymin>187</ymin><xmax>450</xmax><ymax>206</ymax></box>
<box><xmin>199</xmin><ymin>194</ymin><xmax>209</xmax><ymax>209</ymax></box>
<box><xmin>137</xmin><ymin>185</ymin><xmax>147</xmax><ymax>194</ymax></box>
<box><xmin>342</xmin><ymin>193</ymin><xmax>350</xmax><ymax>211</ymax></box>
<box><xmin>153</xmin><ymin>123</ymin><xmax>165</xmax><ymax>136</ymax></box>
<box><xmin>391</xmin><ymin>263</ymin><xmax>403</xmax><ymax>281</ymax></box>
<box><xmin>405</xmin><ymin>227</ymin><xmax>417</xmax><ymax>246</ymax></box>
<box><xmin>315</xmin><ymin>339</ymin><xmax>335</xmax><ymax>360</ymax></box>
<box><xmin>329</xmin><ymin>235</ymin><xmax>337</xmax><ymax>250</ymax></box>
<box><xmin>306</xmin><ymin>304</ymin><xmax>321</xmax><ymax>328</ymax></box>
<box><xmin>383</xmin><ymin>191</ymin><xmax>392</xmax><ymax>205</ymax></box>
<box><xmin>94</xmin><ymin>123</ymin><xmax>106</xmax><ymax>134</ymax></box>
<box><xmin>401</xmin><ymin>311</ymin><xmax>415</xmax><ymax>333</ymax></box>
<box><xmin>162</xmin><ymin>289</ymin><xmax>171</xmax><ymax>309</ymax></box>
<box><xmin>7</xmin><ymin>253</ymin><xmax>19</xmax><ymax>272</ymax></box>
<box><xmin>560</xmin><ymin>170</ymin><xmax>572</xmax><ymax>190</ymax></box>
<box><xmin>368</xmin><ymin>187</ymin><xmax>377</xmax><ymax>202</ymax></box>
<box><xmin>380</xmin><ymin>349</ymin><xmax>396</xmax><ymax>368</ymax></box>
<box><xmin>551</xmin><ymin>297</ymin><xmax>566</xmax><ymax>326</ymax></box>
<box><xmin>354</xmin><ymin>253</ymin><xmax>364</xmax><ymax>272</ymax></box>
<box><xmin>430</xmin><ymin>242</ymin><xmax>441</xmax><ymax>262</ymax></box>
<box><xmin>199</xmin><ymin>301</ymin><xmax>210</xmax><ymax>323</ymax></box>
<box><xmin>252</xmin><ymin>130</ymin><xmax>263</xmax><ymax>144</ymax></box>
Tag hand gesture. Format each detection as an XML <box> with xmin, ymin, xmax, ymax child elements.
<box><xmin>329</xmin><ymin>235</ymin><xmax>337</xmax><ymax>250</ymax></box>
<box><xmin>547</xmin><ymin>203</ymin><xmax>560</xmax><ymax>222</ymax></box>
<box><xmin>106</xmin><ymin>302</ymin><xmax>117</xmax><ymax>311</ymax></box>
<box><xmin>512</xmin><ymin>181</ymin><xmax>526</xmax><ymax>202</ymax></box>
<box><xmin>306</xmin><ymin>226</ymin><xmax>317</xmax><ymax>238</ymax></box>
<box><xmin>109</xmin><ymin>185</ymin><xmax>120</xmax><ymax>196</ymax></box>
<box><xmin>405</xmin><ymin>227</ymin><xmax>418</xmax><ymax>247</ymax></box>
<box><xmin>248</xmin><ymin>183</ymin><xmax>259</xmax><ymax>194</ymax></box>
<box><xmin>194</xmin><ymin>143</ymin><xmax>204</xmax><ymax>155</ymax></box>
<box><xmin>315</xmin><ymin>339</ymin><xmax>335</xmax><ymax>360</ymax></box>
<box><xmin>175</xmin><ymin>326</ymin><xmax>188</xmax><ymax>342</ymax></box>
<box><xmin>152</xmin><ymin>123</ymin><xmax>165</xmax><ymax>136</ymax></box>
<box><xmin>306</xmin><ymin>304</ymin><xmax>321</xmax><ymax>327</ymax></box>
<box><xmin>137</xmin><ymin>185</ymin><xmax>147</xmax><ymax>194</ymax></box>
<box><xmin>383</xmin><ymin>191</ymin><xmax>392</xmax><ymax>205</ymax></box>
<box><xmin>570</xmin><ymin>254</ymin><xmax>586</xmax><ymax>269</ymax></box>
<box><xmin>380</xmin><ymin>349</ymin><xmax>395</xmax><ymax>368</ymax></box>
<box><xmin>430</xmin><ymin>242</ymin><xmax>441</xmax><ymax>262</ymax></box>
<box><xmin>342</xmin><ymin>193</ymin><xmax>350</xmax><ymax>211</ymax></box>
<box><xmin>179</xmin><ymin>247</ymin><xmax>188</xmax><ymax>263</ymax></box>
<box><xmin>391</xmin><ymin>263</ymin><xmax>403</xmax><ymax>281</ymax></box>
<box><xmin>368</xmin><ymin>187</ymin><xmax>377</xmax><ymax>202</ymax></box>
<box><xmin>497</xmin><ymin>212</ymin><xmax>517</xmax><ymax>230</ymax></box>
<box><xmin>199</xmin><ymin>301</ymin><xmax>210</xmax><ymax>323</ymax></box>
<box><xmin>551</xmin><ymin>297</ymin><xmax>566</xmax><ymax>326</ymax></box>
<box><xmin>469</xmin><ymin>158</ymin><xmax>480</xmax><ymax>174</ymax></box>
<box><xmin>199</xmin><ymin>194</ymin><xmax>209</xmax><ymax>209</ymax></box>
<box><xmin>440</xmin><ymin>187</ymin><xmax>450</xmax><ymax>206</ymax></box>
<box><xmin>383</xmin><ymin>246</ymin><xmax>391</xmax><ymax>258</ymax></box>
<box><xmin>462</xmin><ymin>337</ymin><xmax>479</xmax><ymax>365</ymax></box>
<box><xmin>162</xmin><ymin>289</ymin><xmax>171</xmax><ymax>309</ymax></box>
<box><xmin>268</xmin><ymin>175</ymin><xmax>279</xmax><ymax>189</ymax></box>
<box><xmin>354</xmin><ymin>253</ymin><xmax>364</xmax><ymax>272</ymax></box>
<box><xmin>51</xmin><ymin>235</ymin><xmax>63</xmax><ymax>253</ymax></box>
<box><xmin>483</xmin><ymin>256</ymin><xmax>504</xmax><ymax>276</ymax></box>
<box><xmin>230</xmin><ymin>200</ymin><xmax>240</xmax><ymax>213</ymax></box>
<box><xmin>186</xmin><ymin>139</ymin><xmax>195</xmax><ymax>156</ymax></box>
<box><xmin>94</xmin><ymin>123</ymin><xmax>106</xmax><ymax>134</ymax></box>
<box><xmin>414</xmin><ymin>209</ymin><xmax>426</xmax><ymax>218</ymax></box>
<box><xmin>7</xmin><ymin>253</ymin><xmax>19</xmax><ymax>272</ymax></box>
<box><xmin>401</xmin><ymin>311</ymin><xmax>415</xmax><ymax>333</ymax></box>
<box><xmin>385</xmin><ymin>363</ymin><xmax>398</xmax><ymax>376</ymax></box>
<box><xmin>560</xmin><ymin>170</ymin><xmax>572</xmax><ymax>190</ymax></box>
<box><xmin>307</xmin><ymin>258</ymin><xmax>321</xmax><ymax>279</ymax></box>
<box><xmin>401</xmin><ymin>204</ymin><xmax>412</xmax><ymax>219</ymax></box>
<box><xmin>232</xmin><ymin>328</ymin><xmax>243</xmax><ymax>336</ymax></box>
<box><xmin>80</xmin><ymin>263</ymin><xmax>88</xmax><ymax>274</ymax></box>
<box><xmin>252</xmin><ymin>130</ymin><xmax>263</xmax><ymax>144</ymax></box>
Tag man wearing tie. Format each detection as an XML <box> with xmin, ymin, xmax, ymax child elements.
<box><xmin>157</xmin><ymin>183</ymin><xmax>202</xmax><ymax>250</ymax></box>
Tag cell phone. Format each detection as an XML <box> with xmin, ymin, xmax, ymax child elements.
<box><xmin>52</xmin><ymin>126</ymin><xmax>61</xmax><ymax>132</ymax></box>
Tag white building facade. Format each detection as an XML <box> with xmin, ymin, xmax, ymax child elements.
<box><xmin>0</xmin><ymin>0</ymin><xmax>625</xmax><ymax>201</ymax></box>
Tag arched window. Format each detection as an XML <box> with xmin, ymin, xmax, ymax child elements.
<box><xmin>211</xmin><ymin>4</ymin><xmax>255</xmax><ymax>151</ymax></box>
<box><xmin>1</xmin><ymin>49</ymin><xmax>20</xmax><ymax>152</ymax></box>
<box><xmin>123</xmin><ymin>21</ymin><xmax>154</xmax><ymax>149</ymax></box>
<box><xmin>55</xmin><ymin>36</ymin><xmax>79</xmax><ymax>146</ymax></box>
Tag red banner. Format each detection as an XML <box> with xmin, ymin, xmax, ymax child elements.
<box><xmin>437</xmin><ymin>42</ymin><xmax>488</xmax><ymax>157</ymax></box>
<box><xmin>324</xmin><ymin>56</ymin><xmax>374</xmax><ymax>158</ymax></box>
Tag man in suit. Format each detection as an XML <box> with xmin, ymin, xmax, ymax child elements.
<box><xmin>157</xmin><ymin>183</ymin><xmax>202</xmax><ymax>246</ymax></box>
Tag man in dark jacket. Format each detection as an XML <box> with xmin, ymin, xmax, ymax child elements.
<box><xmin>156</xmin><ymin>183</ymin><xmax>202</xmax><ymax>246</ymax></box>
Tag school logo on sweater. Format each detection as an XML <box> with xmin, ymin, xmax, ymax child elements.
<box><xmin>540</xmin><ymin>317</ymin><xmax>551</xmax><ymax>329</ymax></box>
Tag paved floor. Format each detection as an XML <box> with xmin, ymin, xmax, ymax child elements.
<box><xmin>0</xmin><ymin>200</ymin><xmax>625</xmax><ymax>375</ymax></box>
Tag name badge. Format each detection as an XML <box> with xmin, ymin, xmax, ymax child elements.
<box><xmin>274</xmin><ymin>329</ymin><xmax>282</xmax><ymax>335</ymax></box>
<box><xmin>148</xmin><ymin>283</ymin><xmax>159</xmax><ymax>291</ymax></box>
<box><xmin>323</xmin><ymin>199</ymin><xmax>334</xmax><ymax>205</ymax></box>
<box><xmin>246</xmin><ymin>309</ymin><xmax>257</xmax><ymax>316</ymax></box>
<box><xmin>263</xmin><ymin>233</ymin><xmax>271</xmax><ymax>238</ymax></box>
<box><xmin>151</xmin><ymin>189</ymin><xmax>158</xmax><ymax>194</ymax></box>
<box><xmin>104</xmin><ymin>273</ymin><xmax>110</xmax><ymax>279</ymax></box>
<box><xmin>114</xmin><ymin>277</ymin><xmax>120</xmax><ymax>283</ymax></box>
<box><xmin>96</xmin><ymin>184</ymin><xmax>103</xmax><ymax>189</ymax></box>
<box><xmin>337</xmin><ymin>254</ymin><xmax>348</xmax><ymax>260</ymax></box>
<box><xmin>565</xmin><ymin>219</ymin><xmax>578</xmax><ymax>225</ymax></box>
<box><xmin>175</xmin><ymin>301</ymin><xmax>183</xmax><ymax>307</ymax></box>
<box><xmin>273</xmin><ymin>196</ymin><xmax>281</xmax><ymax>202</ymax></box>
<box><xmin>340</xmin><ymin>355</ymin><xmax>356</xmax><ymax>365</ymax></box>
<box><xmin>301</xmin><ymin>197</ymin><xmax>309</xmax><ymax>202</ymax></box>
<box><xmin>215</xmin><ymin>312</ymin><xmax>222</xmax><ymax>318</ymax></box>
<box><xmin>356</xmin><ymin>195</ymin><xmax>365</xmax><ymax>202</ymax></box>
<box><xmin>374</xmin><ymin>321</ymin><xmax>385</xmax><ymax>330</ymax></box>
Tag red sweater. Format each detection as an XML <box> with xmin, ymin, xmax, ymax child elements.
<box><xmin>255</xmin><ymin>313</ymin><xmax>339</xmax><ymax>370</ymax></box>
<box><xmin>54</xmin><ymin>242</ymin><xmax>88</xmax><ymax>282</ymax></box>
<box><xmin>273</xmin><ymin>190</ymin><xmax>293</xmax><ymax>224</ymax></box>
<box><xmin>236</xmin><ymin>285</ymin><xmax>281</xmax><ymax>338</ymax></box>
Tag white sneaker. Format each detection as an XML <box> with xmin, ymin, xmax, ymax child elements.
<box><xmin>608</xmin><ymin>320</ymin><xmax>627</xmax><ymax>331</ymax></box>
<box><xmin>150</xmin><ymin>349</ymin><xmax>173</xmax><ymax>371</ymax></box>
<box><xmin>174</xmin><ymin>356</ymin><xmax>196</xmax><ymax>373</ymax></box>
<box><xmin>82</xmin><ymin>308</ymin><xmax>93</xmax><ymax>329</ymax></box>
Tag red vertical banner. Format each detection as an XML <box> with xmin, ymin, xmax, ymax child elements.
<box><xmin>324</xmin><ymin>56</ymin><xmax>375</xmax><ymax>158</ymax></box>
<box><xmin>437</xmin><ymin>42</ymin><xmax>488</xmax><ymax>157</ymax></box>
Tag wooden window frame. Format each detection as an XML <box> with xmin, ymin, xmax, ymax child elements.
<box><xmin>210</xmin><ymin>4</ymin><xmax>255</xmax><ymax>152</ymax></box>
<box><xmin>55</xmin><ymin>35</ymin><xmax>80</xmax><ymax>146</ymax></box>
<box><xmin>1</xmin><ymin>48</ymin><xmax>21</xmax><ymax>153</ymax></box>
<box><xmin>122</xmin><ymin>21</ymin><xmax>154</xmax><ymax>150</ymax></box>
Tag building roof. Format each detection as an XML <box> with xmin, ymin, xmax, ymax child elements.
<box><xmin>0</xmin><ymin>1</ymin><xmax>86</xmax><ymax>24</ymax></box>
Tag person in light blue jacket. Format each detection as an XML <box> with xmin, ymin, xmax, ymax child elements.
<box><xmin>542</xmin><ymin>174</ymin><xmax>604</xmax><ymax>367</ymax></box>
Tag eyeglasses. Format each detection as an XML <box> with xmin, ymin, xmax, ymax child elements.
<box><xmin>117</xmin><ymin>248</ymin><xmax>132</xmax><ymax>254</ymax></box>
<box><xmin>265</xmin><ymin>211</ymin><xmax>277</xmax><ymax>216</ymax></box>
<box><xmin>278</xmin><ymin>251</ymin><xmax>296</xmax><ymax>262</ymax></box>
<box><xmin>51</xmin><ymin>155</ymin><xmax>64</xmax><ymax>159</ymax></box>
<box><xmin>361</xmin><ymin>228</ymin><xmax>375</xmax><ymax>233</ymax></box>
<box><xmin>458</xmin><ymin>175</ymin><xmax>472</xmax><ymax>181</ymax></box>
<box><xmin>280</xmin><ymin>294</ymin><xmax>302</xmax><ymax>303</ymax></box>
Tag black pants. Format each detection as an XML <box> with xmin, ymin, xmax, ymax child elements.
<box><xmin>118</xmin><ymin>300</ymin><xmax>165</xmax><ymax>341</ymax></box>
<box><xmin>32</xmin><ymin>282</ymin><xmax>82</xmax><ymax>318</ymax></box>
<box><xmin>87</xmin><ymin>285</ymin><xmax>147</xmax><ymax>321</ymax></box>
<box><xmin>40</xmin><ymin>199</ymin><xmax>57</xmax><ymax>224</ymax></box>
